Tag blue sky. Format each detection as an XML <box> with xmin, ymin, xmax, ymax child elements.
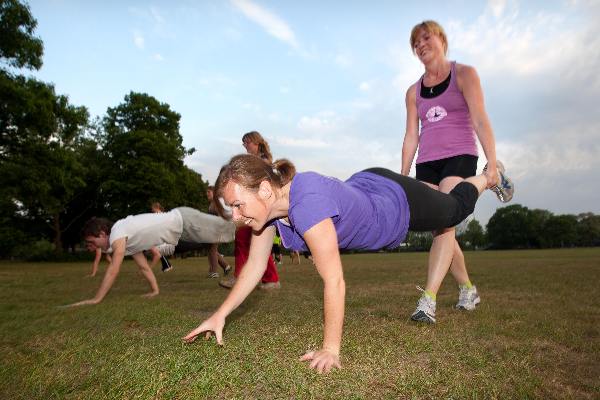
<box><xmin>27</xmin><ymin>0</ymin><xmax>600</xmax><ymax>224</ymax></box>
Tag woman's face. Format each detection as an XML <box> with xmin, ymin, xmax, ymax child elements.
<box><xmin>242</xmin><ymin>138</ymin><xmax>260</xmax><ymax>156</ymax></box>
<box><xmin>413</xmin><ymin>28</ymin><xmax>445</xmax><ymax>64</ymax></box>
<box><xmin>222</xmin><ymin>181</ymin><xmax>271</xmax><ymax>230</ymax></box>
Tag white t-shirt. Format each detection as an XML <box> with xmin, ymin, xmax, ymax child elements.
<box><xmin>109</xmin><ymin>209</ymin><xmax>184</xmax><ymax>256</ymax></box>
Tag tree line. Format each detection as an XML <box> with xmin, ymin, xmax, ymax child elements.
<box><xmin>1</xmin><ymin>1</ymin><xmax>598</xmax><ymax>260</ymax></box>
<box><xmin>404</xmin><ymin>206</ymin><xmax>600</xmax><ymax>251</ymax></box>
<box><xmin>0</xmin><ymin>0</ymin><xmax>209</xmax><ymax>259</ymax></box>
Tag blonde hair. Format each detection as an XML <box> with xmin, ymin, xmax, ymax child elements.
<box><xmin>410</xmin><ymin>20</ymin><xmax>448</xmax><ymax>55</ymax></box>
<box><xmin>242</xmin><ymin>131</ymin><xmax>273</xmax><ymax>163</ymax></box>
<box><xmin>214</xmin><ymin>154</ymin><xmax>295</xmax><ymax>216</ymax></box>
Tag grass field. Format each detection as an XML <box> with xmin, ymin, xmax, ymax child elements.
<box><xmin>1</xmin><ymin>248</ymin><xmax>598</xmax><ymax>399</ymax></box>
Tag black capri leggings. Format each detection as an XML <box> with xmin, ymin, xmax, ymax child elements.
<box><xmin>363</xmin><ymin>168</ymin><xmax>479</xmax><ymax>232</ymax></box>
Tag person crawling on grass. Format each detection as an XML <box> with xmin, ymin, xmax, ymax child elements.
<box><xmin>183</xmin><ymin>154</ymin><xmax>514</xmax><ymax>373</ymax></box>
<box><xmin>64</xmin><ymin>207</ymin><xmax>236</xmax><ymax>307</ymax></box>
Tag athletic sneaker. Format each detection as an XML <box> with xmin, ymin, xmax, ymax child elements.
<box><xmin>455</xmin><ymin>285</ymin><xmax>481</xmax><ymax>310</ymax></box>
<box><xmin>219</xmin><ymin>275</ymin><xmax>236</xmax><ymax>289</ymax></box>
<box><xmin>410</xmin><ymin>289</ymin><xmax>436</xmax><ymax>324</ymax></box>
<box><xmin>160</xmin><ymin>256</ymin><xmax>173</xmax><ymax>272</ymax></box>
<box><xmin>223</xmin><ymin>265</ymin><xmax>232</xmax><ymax>276</ymax></box>
<box><xmin>207</xmin><ymin>272</ymin><xmax>219</xmax><ymax>279</ymax></box>
<box><xmin>483</xmin><ymin>160</ymin><xmax>514</xmax><ymax>203</ymax></box>
<box><xmin>258</xmin><ymin>281</ymin><xmax>281</xmax><ymax>290</ymax></box>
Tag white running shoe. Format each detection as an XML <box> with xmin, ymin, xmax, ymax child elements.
<box><xmin>207</xmin><ymin>272</ymin><xmax>219</xmax><ymax>279</ymax></box>
<box><xmin>455</xmin><ymin>285</ymin><xmax>481</xmax><ymax>311</ymax></box>
<box><xmin>484</xmin><ymin>160</ymin><xmax>514</xmax><ymax>203</ymax></box>
<box><xmin>258</xmin><ymin>281</ymin><xmax>281</xmax><ymax>290</ymax></box>
<box><xmin>219</xmin><ymin>275</ymin><xmax>236</xmax><ymax>289</ymax></box>
<box><xmin>410</xmin><ymin>288</ymin><xmax>436</xmax><ymax>324</ymax></box>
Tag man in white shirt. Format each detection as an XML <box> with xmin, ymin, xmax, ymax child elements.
<box><xmin>65</xmin><ymin>207</ymin><xmax>235</xmax><ymax>306</ymax></box>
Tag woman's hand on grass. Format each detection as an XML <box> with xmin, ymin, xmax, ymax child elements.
<box><xmin>300</xmin><ymin>348</ymin><xmax>341</xmax><ymax>373</ymax></box>
<box><xmin>182</xmin><ymin>314</ymin><xmax>225</xmax><ymax>345</ymax></box>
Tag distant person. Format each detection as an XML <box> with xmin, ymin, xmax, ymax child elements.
<box><xmin>64</xmin><ymin>207</ymin><xmax>235</xmax><ymax>307</ymax></box>
<box><xmin>219</xmin><ymin>131</ymin><xmax>280</xmax><ymax>290</ymax></box>
<box><xmin>402</xmin><ymin>20</ymin><xmax>513</xmax><ymax>323</ymax></box>
<box><xmin>290</xmin><ymin>250</ymin><xmax>301</xmax><ymax>265</ymax></box>
<box><xmin>183</xmin><ymin>155</ymin><xmax>514</xmax><ymax>372</ymax></box>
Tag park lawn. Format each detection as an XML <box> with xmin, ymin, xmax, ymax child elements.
<box><xmin>0</xmin><ymin>248</ymin><xmax>598</xmax><ymax>399</ymax></box>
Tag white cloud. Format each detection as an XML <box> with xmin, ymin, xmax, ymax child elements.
<box><xmin>334</xmin><ymin>53</ymin><xmax>353</xmax><ymax>68</ymax></box>
<box><xmin>297</xmin><ymin>111</ymin><xmax>338</xmax><ymax>133</ymax></box>
<box><xmin>153</xmin><ymin>53</ymin><xmax>164</xmax><ymax>61</ymax></box>
<box><xmin>149</xmin><ymin>6</ymin><xmax>165</xmax><ymax>25</ymax></box>
<box><xmin>359</xmin><ymin>82</ymin><xmax>371</xmax><ymax>92</ymax></box>
<box><xmin>231</xmin><ymin>0</ymin><xmax>299</xmax><ymax>49</ymax></box>
<box><xmin>275</xmin><ymin>136</ymin><xmax>329</xmax><ymax>148</ymax></box>
<box><xmin>242</xmin><ymin>103</ymin><xmax>261</xmax><ymax>112</ymax></box>
<box><xmin>447</xmin><ymin>0</ymin><xmax>600</xmax><ymax>88</ymax></box>
<box><xmin>133</xmin><ymin>30</ymin><xmax>145</xmax><ymax>49</ymax></box>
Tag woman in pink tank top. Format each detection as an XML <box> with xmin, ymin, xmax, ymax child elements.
<box><xmin>401</xmin><ymin>20</ymin><xmax>501</xmax><ymax>324</ymax></box>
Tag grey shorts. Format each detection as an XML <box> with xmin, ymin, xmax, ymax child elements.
<box><xmin>176</xmin><ymin>207</ymin><xmax>236</xmax><ymax>244</ymax></box>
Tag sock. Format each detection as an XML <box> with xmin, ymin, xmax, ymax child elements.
<box><xmin>460</xmin><ymin>280</ymin><xmax>473</xmax><ymax>289</ymax></box>
<box><xmin>424</xmin><ymin>290</ymin><xmax>436</xmax><ymax>301</ymax></box>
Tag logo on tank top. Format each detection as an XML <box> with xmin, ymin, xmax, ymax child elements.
<box><xmin>425</xmin><ymin>106</ymin><xmax>447</xmax><ymax>122</ymax></box>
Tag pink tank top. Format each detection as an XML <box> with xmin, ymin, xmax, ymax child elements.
<box><xmin>415</xmin><ymin>61</ymin><xmax>478</xmax><ymax>164</ymax></box>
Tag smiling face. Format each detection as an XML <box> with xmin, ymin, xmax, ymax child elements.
<box><xmin>222</xmin><ymin>180</ymin><xmax>273</xmax><ymax>230</ymax></box>
<box><xmin>413</xmin><ymin>28</ymin><xmax>446</xmax><ymax>64</ymax></box>
<box><xmin>84</xmin><ymin>232</ymin><xmax>110</xmax><ymax>252</ymax></box>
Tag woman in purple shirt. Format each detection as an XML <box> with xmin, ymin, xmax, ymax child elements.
<box><xmin>402</xmin><ymin>21</ymin><xmax>511</xmax><ymax>323</ymax></box>
<box><xmin>183</xmin><ymin>154</ymin><xmax>513</xmax><ymax>373</ymax></box>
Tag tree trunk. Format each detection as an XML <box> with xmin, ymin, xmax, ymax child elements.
<box><xmin>53</xmin><ymin>213</ymin><xmax>63</xmax><ymax>253</ymax></box>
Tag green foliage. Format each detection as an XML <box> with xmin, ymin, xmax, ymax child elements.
<box><xmin>0</xmin><ymin>71</ymin><xmax>90</xmax><ymax>252</ymax></box>
<box><xmin>487</xmin><ymin>204</ymin><xmax>595</xmax><ymax>249</ymax></box>
<box><xmin>458</xmin><ymin>219</ymin><xmax>487</xmax><ymax>249</ymax></box>
<box><xmin>99</xmin><ymin>92</ymin><xmax>205</xmax><ymax>218</ymax></box>
<box><xmin>0</xmin><ymin>0</ymin><xmax>43</xmax><ymax>71</ymax></box>
<box><xmin>576</xmin><ymin>213</ymin><xmax>600</xmax><ymax>247</ymax></box>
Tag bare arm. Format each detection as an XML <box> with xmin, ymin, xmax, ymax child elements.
<box><xmin>66</xmin><ymin>238</ymin><xmax>126</xmax><ymax>306</ymax></box>
<box><xmin>457</xmin><ymin>64</ymin><xmax>498</xmax><ymax>187</ymax></box>
<box><xmin>88</xmin><ymin>248</ymin><xmax>102</xmax><ymax>277</ymax></box>
<box><xmin>401</xmin><ymin>84</ymin><xmax>420</xmax><ymax>176</ymax></box>
<box><xmin>299</xmin><ymin>218</ymin><xmax>344</xmax><ymax>373</ymax></box>
<box><xmin>183</xmin><ymin>226</ymin><xmax>275</xmax><ymax>344</ymax></box>
<box><xmin>131</xmin><ymin>251</ymin><xmax>159</xmax><ymax>297</ymax></box>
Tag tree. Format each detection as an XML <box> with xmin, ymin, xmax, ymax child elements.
<box><xmin>458</xmin><ymin>219</ymin><xmax>487</xmax><ymax>249</ymax></box>
<box><xmin>0</xmin><ymin>72</ymin><xmax>89</xmax><ymax>253</ymax></box>
<box><xmin>0</xmin><ymin>0</ymin><xmax>43</xmax><ymax>71</ymax></box>
<box><xmin>99</xmin><ymin>92</ymin><xmax>204</xmax><ymax>218</ymax></box>
<box><xmin>486</xmin><ymin>204</ymin><xmax>532</xmax><ymax>249</ymax></box>
<box><xmin>576</xmin><ymin>213</ymin><xmax>600</xmax><ymax>247</ymax></box>
<box><xmin>543</xmin><ymin>214</ymin><xmax>578</xmax><ymax>248</ymax></box>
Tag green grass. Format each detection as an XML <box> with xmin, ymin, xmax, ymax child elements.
<box><xmin>1</xmin><ymin>249</ymin><xmax>599</xmax><ymax>399</ymax></box>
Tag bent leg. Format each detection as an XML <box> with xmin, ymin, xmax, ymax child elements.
<box><xmin>177</xmin><ymin>207</ymin><xmax>236</xmax><ymax>244</ymax></box>
<box><xmin>438</xmin><ymin>177</ymin><xmax>471</xmax><ymax>287</ymax></box>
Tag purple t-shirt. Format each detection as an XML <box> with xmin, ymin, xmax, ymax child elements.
<box><xmin>275</xmin><ymin>171</ymin><xmax>410</xmax><ymax>252</ymax></box>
